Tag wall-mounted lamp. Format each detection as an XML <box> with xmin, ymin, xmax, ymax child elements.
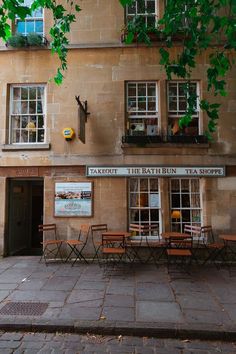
<box><xmin>62</xmin><ymin>127</ymin><xmax>75</xmax><ymax>141</ymax></box>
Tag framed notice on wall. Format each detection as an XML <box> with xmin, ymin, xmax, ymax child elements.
<box><xmin>54</xmin><ymin>182</ymin><xmax>93</xmax><ymax>217</ymax></box>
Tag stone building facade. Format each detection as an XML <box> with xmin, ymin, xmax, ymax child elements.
<box><xmin>0</xmin><ymin>0</ymin><xmax>235</xmax><ymax>256</ymax></box>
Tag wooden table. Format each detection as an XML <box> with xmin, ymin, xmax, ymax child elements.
<box><xmin>219</xmin><ymin>234</ymin><xmax>236</xmax><ymax>242</ymax></box>
<box><xmin>102</xmin><ymin>231</ymin><xmax>131</xmax><ymax>238</ymax></box>
<box><xmin>162</xmin><ymin>232</ymin><xmax>190</xmax><ymax>240</ymax></box>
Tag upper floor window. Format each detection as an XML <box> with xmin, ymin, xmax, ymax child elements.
<box><xmin>168</xmin><ymin>81</ymin><xmax>199</xmax><ymax>136</ymax></box>
<box><xmin>126</xmin><ymin>81</ymin><xmax>159</xmax><ymax>137</ymax></box>
<box><xmin>9</xmin><ymin>85</ymin><xmax>46</xmax><ymax>144</ymax></box>
<box><xmin>126</xmin><ymin>0</ymin><xmax>158</xmax><ymax>28</ymax></box>
<box><xmin>16</xmin><ymin>0</ymin><xmax>43</xmax><ymax>36</ymax></box>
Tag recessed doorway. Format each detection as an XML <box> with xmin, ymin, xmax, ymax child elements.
<box><xmin>7</xmin><ymin>179</ymin><xmax>44</xmax><ymax>256</ymax></box>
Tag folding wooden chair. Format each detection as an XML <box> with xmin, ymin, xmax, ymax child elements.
<box><xmin>39</xmin><ymin>224</ymin><xmax>64</xmax><ymax>265</ymax></box>
<box><xmin>166</xmin><ymin>233</ymin><xmax>193</xmax><ymax>272</ymax></box>
<box><xmin>201</xmin><ymin>225</ymin><xmax>225</xmax><ymax>268</ymax></box>
<box><xmin>126</xmin><ymin>224</ymin><xmax>147</xmax><ymax>263</ymax></box>
<box><xmin>91</xmin><ymin>224</ymin><xmax>108</xmax><ymax>262</ymax></box>
<box><xmin>65</xmin><ymin>224</ymin><xmax>90</xmax><ymax>266</ymax></box>
<box><xmin>144</xmin><ymin>225</ymin><xmax>166</xmax><ymax>265</ymax></box>
<box><xmin>184</xmin><ymin>224</ymin><xmax>202</xmax><ymax>264</ymax></box>
<box><xmin>101</xmin><ymin>233</ymin><xmax>127</xmax><ymax>273</ymax></box>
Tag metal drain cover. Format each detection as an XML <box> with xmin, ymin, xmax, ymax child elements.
<box><xmin>0</xmin><ymin>302</ymin><xmax>48</xmax><ymax>316</ymax></box>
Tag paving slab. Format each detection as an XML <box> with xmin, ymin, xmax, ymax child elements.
<box><xmin>0</xmin><ymin>257</ymin><xmax>234</xmax><ymax>341</ymax></box>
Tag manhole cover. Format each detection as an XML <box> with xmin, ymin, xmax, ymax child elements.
<box><xmin>0</xmin><ymin>302</ymin><xmax>48</xmax><ymax>316</ymax></box>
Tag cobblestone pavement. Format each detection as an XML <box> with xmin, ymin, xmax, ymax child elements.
<box><xmin>0</xmin><ymin>331</ymin><xmax>235</xmax><ymax>354</ymax></box>
<box><xmin>0</xmin><ymin>257</ymin><xmax>236</xmax><ymax>340</ymax></box>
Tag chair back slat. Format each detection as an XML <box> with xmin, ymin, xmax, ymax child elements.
<box><xmin>91</xmin><ymin>224</ymin><xmax>108</xmax><ymax>232</ymax></box>
<box><xmin>38</xmin><ymin>223</ymin><xmax>57</xmax><ymax>240</ymax></box>
<box><xmin>201</xmin><ymin>225</ymin><xmax>214</xmax><ymax>243</ymax></box>
<box><xmin>38</xmin><ymin>224</ymin><xmax>56</xmax><ymax>232</ymax></box>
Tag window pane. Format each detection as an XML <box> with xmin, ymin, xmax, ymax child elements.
<box><xmin>130</xmin><ymin>178</ymin><xmax>139</xmax><ymax>192</ymax></box>
<box><xmin>37</xmin><ymin>101</ymin><xmax>43</xmax><ymax>113</ymax></box>
<box><xmin>138</xmin><ymin>100</ymin><xmax>146</xmax><ymax>111</ymax></box>
<box><xmin>147</xmin><ymin>98</ymin><xmax>156</xmax><ymax>111</ymax></box>
<box><xmin>29</xmin><ymin>87</ymin><xmax>36</xmax><ymax>100</ymax></box>
<box><xmin>147</xmin><ymin>0</ymin><xmax>155</xmax><ymax>13</ymax></box>
<box><xmin>16</xmin><ymin>21</ymin><xmax>25</xmax><ymax>34</ymax></box>
<box><xmin>171</xmin><ymin>179</ymin><xmax>180</xmax><ymax>191</ymax></box>
<box><xmin>148</xmin><ymin>84</ymin><xmax>156</xmax><ymax>96</ymax></box>
<box><xmin>38</xmin><ymin>129</ymin><xmax>44</xmax><ymax>142</ymax></box>
<box><xmin>21</xmin><ymin>88</ymin><xmax>28</xmax><ymax>100</ymax></box>
<box><xmin>35</xmin><ymin>20</ymin><xmax>43</xmax><ymax>34</ymax></box>
<box><xmin>168</xmin><ymin>84</ymin><xmax>177</xmax><ymax>96</ymax></box>
<box><xmin>181</xmin><ymin>194</ymin><xmax>190</xmax><ymax>207</ymax></box>
<box><xmin>26</xmin><ymin>21</ymin><xmax>35</xmax><ymax>33</ymax></box>
<box><xmin>138</xmin><ymin>84</ymin><xmax>146</xmax><ymax>96</ymax></box>
<box><xmin>140</xmin><ymin>193</ymin><xmax>148</xmax><ymax>207</ymax></box>
<box><xmin>21</xmin><ymin>102</ymin><xmax>28</xmax><ymax>114</ymax></box>
<box><xmin>38</xmin><ymin>115</ymin><xmax>44</xmax><ymax>128</ymax></box>
<box><xmin>150</xmin><ymin>179</ymin><xmax>158</xmax><ymax>191</ymax></box>
<box><xmin>29</xmin><ymin>101</ymin><xmax>36</xmax><ymax>113</ymax></box>
<box><xmin>172</xmin><ymin>194</ymin><xmax>180</xmax><ymax>208</ymax></box>
<box><xmin>140</xmin><ymin>178</ymin><xmax>148</xmax><ymax>191</ymax></box>
<box><xmin>181</xmin><ymin>179</ymin><xmax>190</xmax><ymax>192</ymax></box>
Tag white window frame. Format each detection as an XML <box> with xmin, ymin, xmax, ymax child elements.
<box><xmin>169</xmin><ymin>178</ymin><xmax>202</xmax><ymax>234</ymax></box>
<box><xmin>167</xmin><ymin>81</ymin><xmax>201</xmax><ymax>135</ymax></box>
<box><xmin>126</xmin><ymin>81</ymin><xmax>159</xmax><ymax>136</ymax></box>
<box><xmin>129</xmin><ymin>177</ymin><xmax>162</xmax><ymax>238</ymax></box>
<box><xmin>15</xmin><ymin>0</ymin><xmax>44</xmax><ymax>36</ymax></box>
<box><xmin>126</xmin><ymin>0</ymin><xmax>158</xmax><ymax>28</ymax></box>
<box><xmin>9</xmin><ymin>84</ymin><xmax>46</xmax><ymax>145</ymax></box>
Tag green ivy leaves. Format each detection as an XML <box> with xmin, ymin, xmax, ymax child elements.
<box><xmin>120</xmin><ymin>0</ymin><xmax>236</xmax><ymax>138</ymax></box>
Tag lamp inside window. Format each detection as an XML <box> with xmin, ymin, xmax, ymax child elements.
<box><xmin>171</xmin><ymin>210</ymin><xmax>181</xmax><ymax>221</ymax></box>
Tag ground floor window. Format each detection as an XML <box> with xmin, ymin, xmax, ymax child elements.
<box><xmin>129</xmin><ymin>177</ymin><xmax>161</xmax><ymax>235</ymax></box>
<box><xmin>128</xmin><ymin>177</ymin><xmax>202</xmax><ymax>236</ymax></box>
<box><xmin>170</xmin><ymin>178</ymin><xmax>201</xmax><ymax>232</ymax></box>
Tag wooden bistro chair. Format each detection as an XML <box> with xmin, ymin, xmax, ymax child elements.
<box><xmin>39</xmin><ymin>224</ymin><xmax>64</xmax><ymax>265</ymax></box>
<box><xmin>145</xmin><ymin>225</ymin><xmax>167</xmax><ymax>265</ymax></box>
<box><xmin>201</xmin><ymin>225</ymin><xmax>225</xmax><ymax>268</ymax></box>
<box><xmin>126</xmin><ymin>224</ymin><xmax>147</xmax><ymax>264</ymax></box>
<box><xmin>184</xmin><ymin>224</ymin><xmax>202</xmax><ymax>264</ymax></box>
<box><xmin>65</xmin><ymin>224</ymin><xmax>90</xmax><ymax>266</ymax></box>
<box><xmin>91</xmin><ymin>224</ymin><xmax>108</xmax><ymax>262</ymax></box>
<box><xmin>166</xmin><ymin>233</ymin><xmax>193</xmax><ymax>272</ymax></box>
<box><xmin>101</xmin><ymin>233</ymin><xmax>127</xmax><ymax>273</ymax></box>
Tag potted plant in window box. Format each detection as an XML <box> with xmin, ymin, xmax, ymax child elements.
<box><xmin>167</xmin><ymin>134</ymin><xmax>208</xmax><ymax>144</ymax></box>
<box><xmin>6</xmin><ymin>33</ymin><xmax>48</xmax><ymax>48</ymax></box>
<box><xmin>121</xmin><ymin>16</ymin><xmax>161</xmax><ymax>44</ymax></box>
<box><xmin>122</xmin><ymin>135</ymin><xmax>163</xmax><ymax>145</ymax></box>
<box><xmin>7</xmin><ymin>33</ymin><xmax>27</xmax><ymax>48</ymax></box>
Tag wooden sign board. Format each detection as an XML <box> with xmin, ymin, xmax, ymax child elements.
<box><xmin>78</xmin><ymin>106</ymin><xmax>86</xmax><ymax>144</ymax></box>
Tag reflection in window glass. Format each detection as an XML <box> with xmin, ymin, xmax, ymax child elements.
<box><xmin>10</xmin><ymin>85</ymin><xmax>46</xmax><ymax>144</ymax></box>
<box><xmin>129</xmin><ymin>178</ymin><xmax>161</xmax><ymax>236</ymax></box>
<box><xmin>170</xmin><ymin>178</ymin><xmax>201</xmax><ymax>232</ymax></box>
<box><xmin>167</xmin><ymin>81</ymin><xmax>199</xmax><ymax>136</ymax></box>
<box><xmin>15</xmin><ymin>0</ymin><xmax>43</xmax><ymax>36</ymax></box>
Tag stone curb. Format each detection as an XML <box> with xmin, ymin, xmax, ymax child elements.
<box><xmin>0</xmin><ymin>321</ymin><xmax>235</xmax><ymax>342</ymax></box>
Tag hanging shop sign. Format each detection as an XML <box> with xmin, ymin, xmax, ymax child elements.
<box><xmin>86</xmin><ymin>166</ymin><xmax>225</xmax><ymax>177</ymax></box>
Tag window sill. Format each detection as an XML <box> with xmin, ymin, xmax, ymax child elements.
<box><xmin>2</xmin><ymin>143</ymin><xmax>51</xmax><ymax>151</ymax></box>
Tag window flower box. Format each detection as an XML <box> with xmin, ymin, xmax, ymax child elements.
<box><xmin>122</xmin><ymin>135</ymin><xmax>163</xmax><ymax>145</ymax></box>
